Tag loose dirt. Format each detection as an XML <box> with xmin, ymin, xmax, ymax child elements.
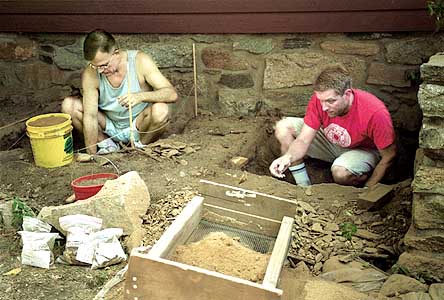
<box><xmin>27</xmin><ymin>116</ymin><xmax>68</xmax><ymax>127</ymax></box>
<box><xmin>171</xmin><ymin>232</ymin><xmax>270</xmax><ymax>283</ymax></box>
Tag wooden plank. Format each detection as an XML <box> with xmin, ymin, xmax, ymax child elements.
<box><xmin>263</xmin><ymin>216</ymin><xmax>294</xmax><ymax>289</ymax></box>
<box><xmin>200</xmin><ymin>180</ymin><xmax>298</xmax><ymax>222</ymax></box>
<box><xmin>125</xmin><ymin>253</ymin><xmax>282</xmax><ymax>300</ymax></box>
<box><xmin>0</xmin><ymin>0</ymin><xmax>428</xmax><ymax>14</ymax></box>
<box><xmin>148</xmin><ymin>196</ymin><xmax>203</xmax><ymax>258</ymax></box>
<box><xmin>0</xmin><ymin>10</ymin><xmax>433</xmax><ymax>33</ymax></box>
<box><xmin>203</xmin><ymin>203</ymin><xmax>281</xmax><ymax>237</ymax></box>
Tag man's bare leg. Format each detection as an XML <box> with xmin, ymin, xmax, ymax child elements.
<box><xmin>61</xmin><ymin>96</ymin><xmax>108</xmax><ymax>141</ymax></box>
<box><xmin>136</xmin><ymin>103</ymin><xmax>170</xmax><ymax>145</ymax></box>
<box><xmin>331</xmin><ymin>165</ymin><xmax>368</xmax><ymax>186</ymax></box>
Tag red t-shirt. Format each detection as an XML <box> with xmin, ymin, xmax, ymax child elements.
<box><xmin>304</xmin><ymin>89</ymin><xmax>395</xmax><ymax>150</ymax></box>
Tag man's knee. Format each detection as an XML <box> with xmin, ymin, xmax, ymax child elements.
<box><xmin>274</xmin><ymin>118</ymin><xmax>295</xmax><ymax>142</ymax></box>
<box><xmin>331</xmin><ymin>165</ymin><xmax>367</xmax><ymax>186</ymax></box>
<box><xmin>151</xmin><ymin>103</ymin><xmax>169</xmax><ymax>124</ymax></box>
<box><xmin>61</xmin><ymin>96</ymin><xmax>80</xmax><ymax>115</ymax></box>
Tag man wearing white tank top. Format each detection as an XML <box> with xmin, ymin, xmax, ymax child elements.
<box><xmin>62</xmin><ymin>29</ymin><xmax>178</xmax><ymax>155</ymax></box>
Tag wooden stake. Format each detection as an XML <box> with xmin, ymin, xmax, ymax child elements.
<box><xmin>128</xmin><ymin>60</ymin><xmax>135</xmax><ymax>148</ymax></box>
<box><xmin>192</xmin><ymin>43</ymin><xmax>198</xmax><ymax>117</ymax></box>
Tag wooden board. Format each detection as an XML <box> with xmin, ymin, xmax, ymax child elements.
<box><xmin>263</xmin><ymin>216</ymin><xmax>294</xmax><ymax>289</ymax></box>
<box><xmin>202</xmin><ymin>203</ymin><xmax>282</xmax><ymax>237</ymax></box>
<box><xmin>125</xmin><ymin>253</ymin><xmax>282</xmax><ymax>300</ymax></box>
<box><xmin>200</xmin><ymin>180</ymin><xmax>297</xmax><ymax>222</ymax></box>
<box><xmin>149</xmin><ymin>196</ymin><xmax>203</xmax><ymax>258</ymax></box>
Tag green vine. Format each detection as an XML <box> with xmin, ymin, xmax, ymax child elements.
<box><xmin>427</xmin><ymin>0</ymin><xmax>444</xmax><ymax>32</ymax></box>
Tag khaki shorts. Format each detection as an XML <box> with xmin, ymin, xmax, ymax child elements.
<box><xmin>288</xmin><ymin>117</ymin><xmax>381</xmax><ymax>176</ymax></box>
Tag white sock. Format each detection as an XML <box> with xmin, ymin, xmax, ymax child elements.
<box><xmin>289</xmin><ymin>163</ymin><xmax>311</xmax><ymax>186</ymax></box>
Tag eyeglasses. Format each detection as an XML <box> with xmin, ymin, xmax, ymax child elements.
<box><xmin>89</xmin><ymin>49</ymin><xmax>119</xmax><ymax>71</ymax></box>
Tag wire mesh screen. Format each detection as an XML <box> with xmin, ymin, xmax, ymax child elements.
<box><xmin>186</xmin><ymin>219</ymin><xmax>276</xmax><ymax>254</ymax></box>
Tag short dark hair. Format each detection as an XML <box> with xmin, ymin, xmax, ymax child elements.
<box><xmin>83</xmin><ymin>29</ymin><xmax>116</xmax><ymax>61</ymax></box>
<box><xmin>313</xmin><ymin>65</ymin><xmax>352</xmax><ymax>95</ymax></box>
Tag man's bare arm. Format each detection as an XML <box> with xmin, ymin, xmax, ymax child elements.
<box><xmin>365</xmin><ymin>143</ymin><xmax>397</xmax><ymax>187</ymax></box>
<box><xmin>270</xmin><ymin>123</ymin><xmax>317</xmax><ymax>177</ymax></box>
<box><xmin>81</xmin><ymin>69</ymin><xmax>100</xmax><ymax>154</ymax></box>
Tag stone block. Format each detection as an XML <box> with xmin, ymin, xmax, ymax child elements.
<box><xmin>429</xmin><ymin>283</ymin><xmax>444</xmax><ymax>300</ymax></box>
<box><xmin>379</xmin><ymin>274</ymin><xmax>428</xmax><ymax>297</ymax></box>
<box><xmin>419</xmin><ymin>119</ymin><xmax>444</xmax><ymax>152</ymax></box>
<box><xmin>421</xmin><ymin>52</ymin><xmax>444</xmax><ymax>84</ymax></box>
<box><xmin>262</xmin><ymin>88</ymin><xmax>312</xmax><ymax>117</ymax></box>
<box><xmin>0</xmin><ymin>39</ymin><xmax>36</xmax><ymax>61</ymax></box>
<box><xmin>263</xmin><ymin>51</ymin><xmax>366</xmax><ymax>89</ymax></box>
<box><xmin>0</xmin><ymin>200</ymin><xmax>13</xmax><ymax>229</ymax></box>
<box><xmin>412</xmin><ymin>193</ymin><xmax>444</xmax><ymax>230</ymax></box>
<box><xmin>282</xmin><ymin>38</ymin><xmax>312</xmax><ymax>49</ymax></box>
<box><xmin>218</xmin><ymin>88</ymin><xmax>261</xmax><ymax>116</ymax></box>
<box><xmin>367</xmin><ymin>62</ymin><xmax>417</xmax><ymax>87</ymax></box>
<box><xmin>201</xmin><ymin>47</ymin><xmax>248</xmax><ymax>71</ymax></box>
<box><xmin>413</xmin><ymin>165</ymin><xmax>444</xmax><ymax>194</ymax></box>
<box><xmin>38</xmin><ymin>171</ymin><xmax>150</xmax><ymax>248</ymax></box>
<box><xmin>404</xmin><ymin>225</ymin><xmax>444</xmax><ymax>252</ymax></box>
<box><xmin>218</xmin><ymin>73</ymin><xmax>254</xmax><ymax>89</ymax></box>
<box><xmin>320</xmin><ymin>40</ymin><xmax>379</xmax><ymax>56</ymax></box>
<box><xmin>233</xmin><ymin>37</ymin><xmax>274</xmax><ymax>54</ymax></box>
<box><xmin>141</xmin><ymin>42</ymin><xmax>192</xmax><ymax>68</ymax></box>
<box><xmin>357</xmin><ymin>183</ymin><xmax>394</xmax><ymax>211</ymax></box>
<box><xmin>418</xmin><ymin>84</ymin><xmax>444</xmax><ymax>118</ymax></box>
<box><xmin>384</xmin><ymin>38</ymin><xmax>444</xmax><ymax>65</ymax></box>
<box><xmin>398</xmin><ymin>250</ymin><xmax>444</xmax><ymax>281</ymax></box>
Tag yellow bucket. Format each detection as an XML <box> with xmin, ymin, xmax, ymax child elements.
<box><xmin>26</xmin><ymin>113</ymin><xmax>74</xmax><ymax>168</ymax></box>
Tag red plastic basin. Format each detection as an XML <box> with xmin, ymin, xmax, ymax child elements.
<box><xmin>71</xmin><ymin>173</ymin><xmax>118</xmax><ymax>200</ymax></box>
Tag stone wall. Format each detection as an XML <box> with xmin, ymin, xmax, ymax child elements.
<box><xmin>1</xmin><ymin>32</ymin><xmax>443</xmax><ymax>180</ymax></box>
<box><xmin>398</xmin><ymin>53</ymin><xmax>444</xmax><ymax>281</ymax></box>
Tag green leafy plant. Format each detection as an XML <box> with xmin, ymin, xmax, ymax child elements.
<box><xmin>12</xmin><ymin>197</ymin><xmax>35</xmax><ymax>228</ymax></box>
<box><xmin>340</xmin><ymin>222</ymin><xmax>357</xmax><ymax>241</ymax></box>
<box><xmin>427</xmin><ymin>0</ymin><xmax>444</xmax><ymax>32</ymax></box>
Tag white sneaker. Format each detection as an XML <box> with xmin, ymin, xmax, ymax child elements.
<box><xmin>97</xmin><ymin>139</ymin><xmax>120</xmax><ymax>155</ymax></box>
<box><xmin>134</xmin><ymin>140</ymin><xmax>147</xmax><ymax>149</ymax></box>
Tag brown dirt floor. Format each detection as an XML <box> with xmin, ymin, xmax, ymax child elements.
<box><xmin>0</xmin><ymin>114</ymin><xmax>412</xmax><ymax>300</ymax></box>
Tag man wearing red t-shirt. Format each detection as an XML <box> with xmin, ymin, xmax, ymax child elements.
<box><xmin>269</xmin><ymin>66</ymin><xmax>396</xmax><ymax>187</ymax></box>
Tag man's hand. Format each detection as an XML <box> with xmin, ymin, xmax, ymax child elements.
<box><xmin>269</xmin><ymin>154</ymin><xmax>292</xmax><ymax>178</ymax></box>
<box><xmin>118</xmin><ymin>93</ymin><xmax>141</xmax><ymax>109</ymax></box>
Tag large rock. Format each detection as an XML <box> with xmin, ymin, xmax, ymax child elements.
<box><xmin>413</xmin><ymin>166</ymin><xmax>444</xmax><ymax>195</ymax></box>
<box><xmin>53</xmin><ymin>42</ymin><xmax>84</xmax><ymax>71</ymax></box>
<box><xmin>141</xmin><ymin>42</ymin><xmax>193</xmax><ymax>68</ymax></box>
<box><xmin>201</xmin><ymin>47</ymin><xmax>248</xmax><ymax>71</ymax></box>
<box><xmin>218</xmin><ymin>73</ymin><xmax>254</xmax><ymax>89</ymax></box>
<box><xmin>263</xmin><ymin>51</ymin><xmax>366</xmax><ymax>89</ymax></box>
<box><xmin>419</xmin><ymin>119</ymin><xmax>444</xmax><ymax>153</ymax></box>
<box><xmin>233</xmin><ymin>37</ymin><xmax>274</xmax><ymax>54</ymax></box>
<box><xmin>412</xmin><ymin>193</ymin><xmax>444</xmax><ymax>230</ymax></box>
<box><xmin>0</xmin><ymin>38</ymin><xmax>36</xmax><ymax>61</ymax></box>
<box><xmin>367</xmin><ymin>62</ymin><xmax>417</xmax><ymax>87</ymax></box>
<box><xmin>418</xmin><ymin>84</ymin><xmax>444</xmax><ymax>118</ymax></box>
<box><xmin>421</xmin><ymin>52</ymin><xmax>444</xmax><ymax>84</ymax></box>
<box><xmin>218</xmin><ymin>88</ymin><xmax>262</xmax><ymax>116</ymax></box>
<box><xmin>262</xmin><ymin>88</ymin><xmax>312</xmax><ymax>116</ymax></box>
<box><xmin>398</xmin><ymin>251</ymin><xmax>444</xmax><ymax>281</ymax></box>
<box><xmin>379</xmin><ymin>274</ymin><xmax>428</xmax><ymax>297</ymax></box>
<box><xmin>400</xmin><ymin>292</ymin><xmax>432</xmax><ymax>300</ymax></box>
<box><xmin>404</xmin><ymin>225</ymin><xmax>444</xmax><ymax>252</ymax></box>
<box><xmin>320</xmin><ymin>40</ymin><xmax>379</xmax><ymax>56</ymax></box>
<box><xmin>429</xmin><ymin>283</ymin><xmax>444</xmax><ymax>300</ymax></box>
<box><xmin>384</xmin><ymin>37</ymin><xmax>444</xmax><ymax>65</ymax></box>
<box><xmin>38</xmin><ymin>171</ymin><xmax>150</xmax><ymax>248</ymax></box>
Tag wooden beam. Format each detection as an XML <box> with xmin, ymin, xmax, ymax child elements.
<box><xmin>263</xmin><ymin>216</ymin><xmax>294</xmax><ymax>289</ymax></box>
<box><xmin>202</xmin><ymin>203</ymin><xmax>282</xmax><ymax>237</ymax></box>
<box><xmin>125</xmin><ymin>253</ymin><xmax>282</xmax><ymax>300</ymax></box>
<box><xmin>148</xmin><ymin>196</ymin><xmax>203</xmax><ymax>258</ymax></box>
<box><xmin>0</xmin><ymin>0</ymin><xmax>429</xmax><ymax>14</ymax></box>
<box><xmin>200</xmin><ymin>180</ymin><xmax>297</xmax><ymax>222</ymax></box>
<box><xmin>0</xmin><ymin>10</ymin><xmax>434</xmax><ymax>33</ymax></box>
